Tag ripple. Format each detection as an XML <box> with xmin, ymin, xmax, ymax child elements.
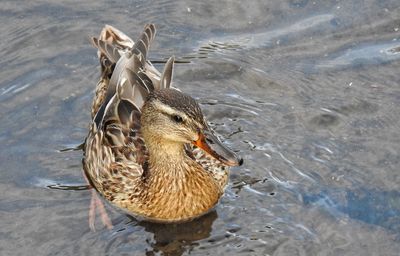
<box><xmin>2</xmin><ymin>0</ymin><xmax>400</xmax><ymax>255</ymax></box>
<box><xmin>317</xmin><ymin>41</ymin><xmax>400</xmax><ymax>70</ymax></box>
<box><xmin>0</xmin><ymin>68</ymin><xmax>55</xmax><ymax>101</ymax></box>
<box><xmin>196</xmin><ymin>14</ymin><xmax>335</xmax><ymax>51</ymax></box>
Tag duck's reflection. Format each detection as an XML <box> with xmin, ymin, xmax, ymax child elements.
<box><xmin>139</xmin><ymin>211</ymin><xmax>217</xmax><ymax>255</ymax></box>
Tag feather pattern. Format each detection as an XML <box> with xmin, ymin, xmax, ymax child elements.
<box><xmin>83</xmin><ymin>24</ymin><xmax>237</xmax><ymax>223</ymax></box>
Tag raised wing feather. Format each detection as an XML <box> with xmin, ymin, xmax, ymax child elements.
<box><xmin>160</xmin><ymin>56</ymin><xmax>175</xmax><ymax>89</ymax></box>
<box><xmin>99</xmin><ymin>24</ymin><xmax>134</xmax><ymax>49</ymax></box>
<box><xmin>88</xmin><ymin>24</ymin><xmax>176</xmax><ymax>182</ymax></box>
<box><xmin>91</xmin><ymin>37</ymin><xmax>121</xmax><ymax>64</ymax></box>
<box><xmin>130</xmin><ymin>24</ymin><xmax>156</xmax><ymax>59</ymax></box>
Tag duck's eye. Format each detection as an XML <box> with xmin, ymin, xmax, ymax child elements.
<box><xmin>172</xmin><ymin>115</ymin><xmax>183</xmax><ymax>123</ymax></box>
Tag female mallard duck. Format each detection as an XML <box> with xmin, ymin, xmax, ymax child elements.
<box><xmin>83</xmin><ymin>24</ymin><xmax>242</xmax><ymax>223</ymax></box>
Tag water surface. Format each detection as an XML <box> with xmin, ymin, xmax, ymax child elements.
<box><xmin>1</xmin><ymin>1</ymin><xmax>400</xmax><ymax>255</ymax></box>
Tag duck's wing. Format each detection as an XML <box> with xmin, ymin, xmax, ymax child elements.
<box><xmin>96</xmin><ymin>52</ymin><xmax>176</xmax><ymax>137</ymax></box>
<box><xmin>160</xmin><ymin>56</ymin><xmax>174</xmax><ymax>89</ymax></box>
<box><xmin>84</xmin><ymin>54</ymin><xmax>150</xmax><ymax>189</ymax></box>
<box><xmin>90</xmin><ymin>24</ymin><xmax>155</xmax><ymax>114</ymax></box>
<box><xmin>86</xmin><ymin>25</ymin><xmax>176</xmax><ymax>183</ymax></box>
<box><xmin>90</xmin><ymin>25</ymin><xmax>145</xmax><ymax>118</ymax></box>
<box><xmin>89</xmin><ymin>25</ymin><xmax>135</xmax><ymax>118</ymax></box>
<box><xmin>96</xmin><ymin>64</ymin><xmax>150</xmax><ymax>173</ymax></box>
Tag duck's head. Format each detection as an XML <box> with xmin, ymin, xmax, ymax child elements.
<box><xmin>141</xmin><ymin>89</ymin><xmax>243</xmax><ymax>166</ymax></box>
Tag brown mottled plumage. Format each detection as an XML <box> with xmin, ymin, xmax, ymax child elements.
<box><xmin>83</xmin><ymin>24</ymin><xmax>242</xmax><ymax>223</ymax></box>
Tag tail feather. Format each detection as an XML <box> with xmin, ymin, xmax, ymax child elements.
<box><xmin>91</xmin><ymin>37</ymin><xmax>121</xmax><ymax>64</ymax></box>
<box><xmin>99</xmin><ymin>24</ymin><xmax>134</xmax><ymax>49</ymax></box>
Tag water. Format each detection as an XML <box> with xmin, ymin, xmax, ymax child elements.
<box><xmin>1</xmin><ymin>1</ymin><xmax>400</xmax><ymax>255</ymax></box>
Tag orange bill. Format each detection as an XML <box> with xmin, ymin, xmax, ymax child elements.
<box><xmin>193</xmin><ymin>128</ymin><xmax>243</xmax><ymax>166</ymax></box>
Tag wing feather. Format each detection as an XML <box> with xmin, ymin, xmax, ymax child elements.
<box><xmin>160</xmin><ymin>56</ymin><xmax>175</xmax><ymax>89</ymax></box>
<box><xmin>91</xmin><ymin>37</ymin><xmax>121</xmax><ymax>63</ymax></box>
<box><xmin>88</xmin><ymin>24</ymin><xmax>173</xmax><ymax>181</ymax></box>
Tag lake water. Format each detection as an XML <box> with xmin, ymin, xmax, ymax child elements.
<box><xmin>1</xmin><ymin>1</ymin><xmax>400</xmax><ymax>255</ymax></box>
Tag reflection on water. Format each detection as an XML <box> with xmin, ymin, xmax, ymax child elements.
<box><xmin>137</xmin><ymin>212</ymin><xmax>217</xmax><ymax>255</ymax></box>
<box><xmin>87</xmin><ymin>213</ymin><xmax>217</xmax><ymax>255</ymax></box>
<box><xmin>1</xmin><ymin>0</ymin><xmax>400</xmax><ymax>255</ymax></box>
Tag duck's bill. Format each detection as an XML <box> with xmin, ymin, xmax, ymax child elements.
<box><xmin>193</xmin><ymin>129</ymin><xmax>243</xmax><ymax>167</ymax></box>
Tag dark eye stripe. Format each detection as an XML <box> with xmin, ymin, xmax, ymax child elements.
<box><xmin>172</xmin><ymin>114</ymin><xmax>183</xmax><ymax>123</ymax></box>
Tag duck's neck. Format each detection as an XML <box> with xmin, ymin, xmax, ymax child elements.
<box><xmin>141</xmin><ymin>134</ymin><xmax>222</xmax><ymax>220</ymax></box>
<box><xmin>145</xmin><ymin>137</ymin><xmax>190</xmax><ymax>176</ymax></box>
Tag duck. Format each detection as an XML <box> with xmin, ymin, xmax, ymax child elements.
<box><xmin>83</xmin><ymin>24</ymin><xmax>243</xmax><ymax>223</ymax></box>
